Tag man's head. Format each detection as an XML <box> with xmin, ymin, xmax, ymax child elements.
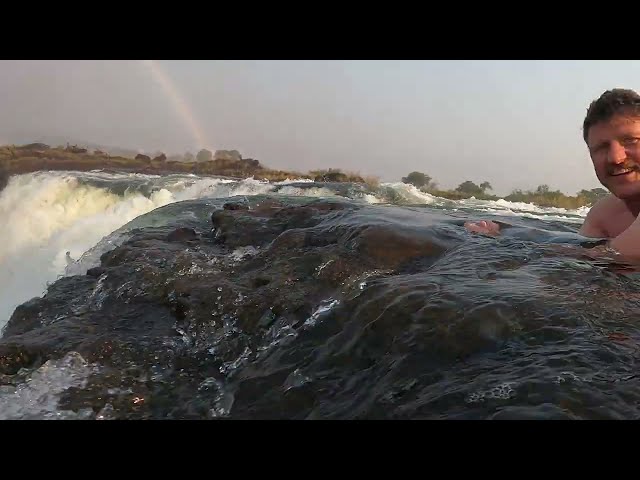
<box><xmin>584</xmin><ymin>88</ymin><xmax>640</xmax><ymax>200</ymax></box>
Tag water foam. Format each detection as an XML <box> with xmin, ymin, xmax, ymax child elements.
<box><xmin>0</xmin><ymin>172</ymin><xmax>355</xmax><ymax>330</ymax></box>
<box><xmin>460</xmin><ymin>197</ymin><xmax>589</xmax><ymax>218</ymax></box>
<box><xmin>274</xmin><ymin>178</ymin><xmax>315</xmax><ymax>185</ymax></box>
<box><xmin>378</xmin><ymin>182</ymin><xmax>440</xmax><ymax>205</ymax></box>
<box><xmin>0</xmin><ymin>351</ymin><xmax>95</xmax><ymax>420</ymax></box>
<box><xmin>0</xmin><ymin>173</ymin><xmax>176</xmax><ymax>328</ymax></box>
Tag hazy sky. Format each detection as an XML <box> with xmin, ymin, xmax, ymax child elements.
<box><xmin>2</xmin><ymin>60</ymin><xmax>640</xmax><ymax>196</ymax></box>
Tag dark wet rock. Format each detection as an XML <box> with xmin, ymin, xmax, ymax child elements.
<box><xmin>223</xmin><ymin>202</ymin><xmax>248</xmax><ymax>211</ymax></box>
<box><xmin>257</xmin><ymin>308</ymin><xmax>277</xmax><ymax>329</ymax></box>
<box><xmin>210</xmin><ymin>201</ymin><xmax>337</xmax><ymax>247</ymax></box>
<box><xmin>167</xmin><ymin>227</ymin><xmax>198</xmax><ymax>242</ymax></box>
<box><xmin>3</xmin><ymin>196</ymin><xmax>640</xmax><ymax>419</ymax></box>
<box><xmin>354</xmin><ymin>225</ymin><xmax>445</xmax><ymax>269</ymax></box>
<box><xmin>86</xmin><ymin>267</ymin><xmax>106</xmax><ymax>277</ymax></box>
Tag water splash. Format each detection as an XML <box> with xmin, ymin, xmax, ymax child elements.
<box><xmin>0</xmin><ymin>352</ymin><xmax>95</xmax><ymax>420</ymax></box>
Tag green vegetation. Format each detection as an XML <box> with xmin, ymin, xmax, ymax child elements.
<box><xmin>401</xmin><ymin>171</ymin><xmax>436</xmax><ymax>190</ymax></box>
<box><xmin>402</xmin><ymin>171</ymin><xmax>609</xmax><ymax>209</ymax></box>
<box><xmin>503</xmin><ymin>185</ymin><xmax>608</xmax><ymax>209</ymax></box>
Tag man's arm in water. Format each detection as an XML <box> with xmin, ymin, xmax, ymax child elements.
<box><xmin>464</xmin><ymin>219</ymin><xmax>501</xmax><ymax>236</ymax></box>
<box><xmin>607</xmin><ymin>221</ymin><xmax>640</xmax><ymax>259</ymax></box>
<box><xmin>574</xmin><ymin>196</ymin><xmax>640</xmax><ymax>261</ymax></box>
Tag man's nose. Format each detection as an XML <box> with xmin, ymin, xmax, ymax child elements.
<box><xmin>608</xmin><ymin>141</ymin><xmax>627</xmax><ymax>164</ymax></box>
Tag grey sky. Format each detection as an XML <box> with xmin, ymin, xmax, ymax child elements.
<box><xmin>2</xmin><ymin>60</ymin><xmax>640</xmax><ymax>196</ymax></box>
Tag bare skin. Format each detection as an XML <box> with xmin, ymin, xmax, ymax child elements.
<box><xmin>578</xmin><ymin>195</ymin><xmax>640</xmax><ymax>238</ymax></box>
<box><xmin>465</xmin><ymin>114</ymin><xmax>640</xmax><ymax>260</ymax></box>
<box><xmin>464</xmin><ymin>219</ymin><xmax>501</xmax><ymax>236</ymax></box>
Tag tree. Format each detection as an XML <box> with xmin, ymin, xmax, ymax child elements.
<box><xmin>183</xmin><ymin>152</ymin><xmax>194</xmax><ymax>162</ymax></box>
<box><xmin>479</xmin><ymin>181</ymin><xmax>492</xmax><ymax>192</ymax></box>
<box><xmin>577</xmin><ymin>187</ymin><xmax>607</xmax><ymax>197</ymax></box>
<box><xmin>196</xmin><ymin>148</ymin><xmax>213</xmax><ymax>163</ymax></box>
<box><xmin>313</xmin><ymin>168</ymin><xmax>349</xmax><ymax>182</ymax></box>
<box><xmin>577</xmin><ymin>187</ymin><xmax>609</xmax><ymax>203</ymax></box>
<box><xmin>456</xmin><ymin>180</ymin><xmax>483</xmax><ymax>196</ymax></box>
<box><xmin>535</xmin><ymin>184</ymin><xmax>550</xmax><ymax>195</ymax></box>
<box><xmin>401</xmin><ymin>171</ymin><xmax>433</xmax><ymax>189</ymax></box>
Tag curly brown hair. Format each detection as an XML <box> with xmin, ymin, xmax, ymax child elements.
<box><xmin>583</xmin><ymin>88</ymin><xmax>640</xmax><ymax>142</ymax></box>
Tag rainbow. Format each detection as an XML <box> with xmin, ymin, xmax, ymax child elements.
<box><xmin>140</xmin><ymin>60</ymin><xmax>212</xmax><ymax>152</ymax></box>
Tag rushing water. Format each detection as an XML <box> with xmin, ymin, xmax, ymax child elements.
<box><xmin>2</xmin><ymin>170</ymin><xmax>636</xmax><ymax>420</ymax></box>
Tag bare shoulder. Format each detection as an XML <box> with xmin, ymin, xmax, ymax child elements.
<box><xmin>579</xmin><ymin>194</ymin><xmax>622</xmax><ymax>237</ymax></box>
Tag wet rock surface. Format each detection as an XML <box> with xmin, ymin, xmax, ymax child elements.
<box><xmin>2</xmin><ymin>196</ymin><xmax>640</xmax><ymax>419</ymax></box>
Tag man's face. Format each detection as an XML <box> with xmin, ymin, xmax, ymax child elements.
<box><xmin>587</xmin><ymin>114</ymin><xmax>640</xmax><ymax>199</ymax></box>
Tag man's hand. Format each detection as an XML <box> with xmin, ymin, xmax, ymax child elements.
<box><xmin>464</xmin><ymin>220</ymin><xmax>501</xmax><ymax>236</ymax></box>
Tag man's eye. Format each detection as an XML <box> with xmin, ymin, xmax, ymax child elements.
<box><xmin>622</xmin><ymin>137</ymin><xmax>640</xmax><ymax>147</ymax></box>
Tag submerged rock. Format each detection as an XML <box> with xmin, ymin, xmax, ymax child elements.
<box><xmin>1</xmin><ymin>196</ymin><xmax>640</xmax><ymax>420</ymax></box>
<box><xmin>167</xmin><ymin>227</ymin><xmax>198</xmax><ymax>242</ymax></box>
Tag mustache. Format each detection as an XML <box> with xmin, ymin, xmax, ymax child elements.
<box><xmin>608</xmin><ymin>160</ymin><xmax>640</xmax><ymax>174</ymax></box>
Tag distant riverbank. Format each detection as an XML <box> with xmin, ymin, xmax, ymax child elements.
<box><xmin>0</xmin><ymin>143</ymin><xmax>608</xmax><ymax>209</ymax></box>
